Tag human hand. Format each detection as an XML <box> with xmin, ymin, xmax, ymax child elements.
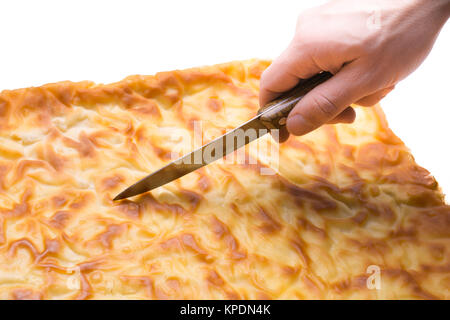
<box><xmin>260</xmin><ymin>0</ymin><xmax>450</xmax><ymax>142</ymax></box>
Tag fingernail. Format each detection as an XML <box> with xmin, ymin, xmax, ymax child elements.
<box><xmin>286</xmin><ymin>114</ymin><xmax>314</xmax><ymax>136</ymax></box>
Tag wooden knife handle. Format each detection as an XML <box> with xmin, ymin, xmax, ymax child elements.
<box><xmin>257</xmin><ymin>71</ymin><xmax>333</xmax><ymax>130</ymax></box>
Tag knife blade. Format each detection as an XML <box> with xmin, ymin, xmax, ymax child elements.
<box><xmin>113</xmin><ymin>71</ymin><xmax>332</xmax><ymax>200</ymax></box>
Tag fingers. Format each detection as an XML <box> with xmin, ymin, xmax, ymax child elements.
<box><xmin>355</xmin><ymin>85</ymin><xmax>395</xmax><ymax>106</ymax></box>
<box><xmin>271</xmin><ymin>126</ymin><xmax>290</xmax><ymax>143</ymax></box>
<box><xmin>273</xmin><ymin>106</ymin><xmax>356</xmax><ymax>144</ymax></box>
<box><xmin>327</xmin><ymin>106</ymin><xmax>356</xmax><ymax>124</ymax></box>
<box><xmin>286</xmin><ymin>63</ymin><xmax>370</xmax><ymax>136</ymax></box>
<box><xmin>272</xmin><ymin>106</ymin><xmax>355</xmax><ymax>143</ymax></box>
<box><xmin>259</xmin><ymin>42</ymin><xmax>322</xmax><ymax>107</ymax></box>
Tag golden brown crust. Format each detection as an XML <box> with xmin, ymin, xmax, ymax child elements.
<box><xmin>0</xmin><ymin>59</ymin><xmax>448</xmax><ymax>299</ymax></box>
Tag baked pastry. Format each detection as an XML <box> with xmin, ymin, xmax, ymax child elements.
<box><xmin>0</xmin><ymin>60</ymin><xmax>448</xmax><ymax>299</ymax></box>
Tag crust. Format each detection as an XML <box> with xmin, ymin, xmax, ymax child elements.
<box><xmin>0</xmin><ymin>59</ymin><xmax>448</xmax><ymax>299</ymax></box>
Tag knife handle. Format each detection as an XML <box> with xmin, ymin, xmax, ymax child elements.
<box><xmin>258</xmin><ymin>71</ymin><xmax>333</xmax><ymax>130</ymax></box>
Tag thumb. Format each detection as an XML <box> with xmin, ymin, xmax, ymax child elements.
<box><xmin>259</xmin><ymin>41</ymin><xmax>322</xmax><ymax>107</ymax></box>
<box><xmin>286</xmin><ymin>63</ymin><xmax>371</xmax><ymax>136</ymax></box>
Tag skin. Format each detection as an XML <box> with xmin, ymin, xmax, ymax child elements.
<box><xmin>259</xmin><ymin>0</ymin><xmax>450</xmax><ymax>142</ymax></box>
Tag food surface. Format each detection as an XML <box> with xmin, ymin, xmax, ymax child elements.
<box><xmin>0</xmin><ymin>60</ymin><xmax>448</xmax><ymax>299</ymax></box>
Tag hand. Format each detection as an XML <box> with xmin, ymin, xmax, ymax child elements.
<box><xmin>260</xmin><ymin>0</ymin><xmax>450</xmax><ymax>142</ymax></box>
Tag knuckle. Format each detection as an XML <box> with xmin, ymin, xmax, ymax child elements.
<box><xmin>356</xmin><ymin>98</ymin><xmax>376</xmax><ymax>107</ymax></box>
<box><xmin>294</xmin><ymin>12</ymin><xmax>315</xmax><ymax>43</ymax></box>
<box><xmin>296</xmin><ymin>11</ymin><xmax>308</xmax><ymax>27</ymax></box>
<box><xmin>259</xmin><ymin>70</ymin><xmax>269</xmax><ymax>88</ymax></box>
<box><xmin>311</xmin><ymin>91</ymin><xmax>339</xmax><ymax>119</ymax></box>
<box><xmin>259</xmin><ymin>67</ymin><xmax>277</xmax><ymax>92</ymax></box>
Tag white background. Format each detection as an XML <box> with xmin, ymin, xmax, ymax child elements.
<box><xmin>0</xmin><ymin>0</ymin><xmax>448</xmax><ymax>199</ymax></box>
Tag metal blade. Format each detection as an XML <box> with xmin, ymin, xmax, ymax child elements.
<box><xmin>113</xmin><ymin>115</ymin><xmax>269</xmax><ymax>200</ymax></box>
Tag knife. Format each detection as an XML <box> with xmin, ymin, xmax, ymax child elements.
<box><xmin>113</xmin><ymin>71</ymin><xmax>332</xmax><ymax>200</ymax></box>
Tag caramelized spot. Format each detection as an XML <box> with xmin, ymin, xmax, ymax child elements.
<box><xmin>427</xmin><ymin>244</ymin><xmax>446</xmax><ymax>261</ymax></box>
<box><xmin>207</xmin><ymin>97</ymin><xmax>223</xmax><ymax>112</ymax></box>
<box><xmin>283</xmin><ymin>180</ymin><xmax>337</xmax><ymax>212</ymax></box>
<box><xmin>410</xmin><ymin>206</ymin><xmax>450</xmax><ymax>238</ymax></box>
<box><xmin>356</xmin><ymin>143</ymin><xmax>402</xmax><ymax>168</ymax></box>
<box><xmin>35</xmin><ymin>238</ymin><xmax>60</xmax><ymax>262</ymax></box>
<box><xmin>9</xmin><ymin>237</ymin><xmax>60</xmax><ymax>263</ymax></box>
<box><xmin>179</xmin><ymin>189</ymin><xmax>202</xmax><ymax>210</ymax></box>
<box><xmin>0</xmin><ymin>164</ymin><xmax>11</xmax><ymax>191</ymax></box>
<box><xmin>211</xmin><ymin>216</ymin><xmax>246</xmax><ymax>260</ymax></box>
<box><xmin>13</xmin><ymin>160</ymin><xmax>54</xmax><ymax>185</ymax></box>
<box><xmin>120</xmin><ymin>276</ymin><xmax>159</xmax><ymax>299</ymax></box>
<box><xmin>131</xmin><ymin>101</ymin><xmax>162</xmax><ymax>118</ymax></box>
<box><xmin>257</xmin><ymin>208</ymin><xmax>282</xmax><ymax>234</ymax></box>
<box><xmin>88</xmin><ymin>270</ymin><xmax>104</xmax><ymax>284</ymax></box>
<box><xmin>395</xmin><ymin>185</ymin><xmax>442</xmax><ymax>207</ymax></box>
<box><xmin>8</xmin><ymin>238</ymin><xmax>39</xmax><ymax>260</ymax></box>
<box><xmin>46</xmin><ymin>239</ymin><xmax>60</xmax><ymax>252</ymax></box>
<box><xmin>226</xmin><ymin>291</ymin><xmax>241</xmax><ymax>300</ymax></box>
<box><xmin>154</xmin><ymin>286</ymin><xmax>170</xmax><ymax>300</ymax></box>
<box><xmin>230</xmin><ymin>203</ymin><xmax>242</xmax><ymax>217</ymax></box>
<box><xmin>45</xmin><ymin>145</ymin><xmax>65</xmax><ymax>171</ymax></box>
<box><xmin>151</xmin><ymin>145</ymin><xmax>172</xmax><ymax>160</ymax></box>
<box><xmin>342</xmin><ymin>145</ymin><xmax>355</xmax><ymax>160</ymax></box>
<box><xmin>297</xmin><ymin>218</ymin><xmax>327</xmax><ymax>239</ymax></box>
<box><xmin>120</xmin><ymin>275</ymin><xmax>169</xmax><ymax>299</ymax></box>
<box><xmin>78</xmin><ymin>260</ymin><xmax>102</xmax><ymax>273</ymax></box>
<box><xmin>49</xmin><ymin>210</ymin><xmax>72</xmax><ymax>229</ymax></box>
<box><xmin>76</xmin><ymin>273</ymin><xmax>92</xmax><ymax>300</ymax></box>
<box><xmin>342</xmin><ymin>181</ymin><xmax>366</xmax><ymax>200</ymax></box>
<box><xmin>128</xmin><ymin>276</ymin><xmax>153</xmax><ymax>297</ymax></box>
<box><xmin>0</xmin><ymin>97</ymin><xmax>10</xmax><ymax>118</ymax></box>
<box><xmin>377</xmin><ymin>204</ymin><xmax>395</xmax><ymax>222</ymax></box>
<box><xmin>46</xmin><ymin>81</ymin><xmax>79</xmax><ymax>105</ymax></box>
<box><xmin>52</xmin><ymin>195</ymin><xmax>67</xmax><ymax>208</ymax></box>
<box><xmin>124</xmin><ymin>121</ymin><xmax>134</xmax><ymax>135</ymax></box>
<box><xmin>348</xmin><ymin>238</ymin><xmax>389</xmax><ymax>256</ymax></box>
<box><xmin>160</xmin><ymin>237</ymin><xmax>182</xmax><ymax>250</ymax></box>
<box><xmin>97</xmin><ymin>224</ymin><xmax>126</xmax><ymax>249</ymax></box>
<box><xmin>381</xmin><ymin>165</ymin><xmax>437</xmax><ymax>188</ymax></box>
<box><xmin>257</xmin><ymin>292</ymin><xmax>272</xmax><ymax>300</ymax></box>
<box><xmin>11</xmin><ymin>289</ymin><xmax>43</xmax><ymax>300</ymax></box>
<box><xmin>197</xmin><ymin>174</ymin><xmax>211</xmax><ymax>192</ymax></box>
<box><xmin>207</xmin><ymin>270</ymin><xmax>225</xmax><ymax>286</ymax></box>
<box><xmin>320</xmin><ymin>164</ymin><xmax>331</xmax><ymax>177</ymax></box>
<box><xmin>339</xmin><ymin>164</ymin><xmax>362</xmax><ymax>182</ymax></box>
<box><xmin>166</xmin><ymin>278</ymin><xmax>181</xmax><ymax>291</ymax></box>
<box><xmin>421</xmin><ymin>263</ymin><xmax>450</xmax><ymax>273</ymax></box>
<box><xmin>290</xmin><ymin>239</ymin><xmax>309</xmax><ymax>267</ymax></box>
<box><xmin>383</xmin><ymin>269</ymin><xmax>438</xmax><ymax>300</ymax></box>
<box><xmin>351</xmin><ymin>210</ymin><xmax>368</xmax><ymax>225</ymax></box>
<box><xmin>139</xmin><ymin>193</ymin><xmax>186</xmax><ymax>215</ymax></box>
<box><xmin>101</xmin><ymin>174</ymin><xmax>124</xmax><ymax>191</ymax></box>
<box><xmin>187</xmin><ymin>118</ymin><xmax>198</xmax><ymax>131</ymax></box>
<box><xmin>178</xmin><ymin>69</ymin><xmax>231</xmax><ymax>86</ymax></box>
<box><xmin>302</xmin><ymin>275</ymin><xmax>321</xmax><ymax>295</ymax></box>
<box><xmin>389</xmin><ymin>227</ymin><xmax>416</xmax><ymax>240</ymax></box>
<box><xmin>116</xmin><ymin>200</ymin><xmax>140</xmax><ymax>219</ymax></box>
<box><xmin>134</xmin><ymin>125</ymin><xmax>147</xmax><ymax>142</ymax></box>
<box><xmin>62</xmin><ymin>132</ymin><xmax>95</xmax><ymax>157</ymax></box>
<box><xmin>248</xmin><ymin>61</ymin><xmax>269</xmax><ymax>78</ymax></box>
<box><xmin>332</xmin><ymin>275</ymin><xmax>368</xmax><ymax>294</ymax></box>
<box><xmin>0</xmin><ymin>217</ymin><xmax>5</xmax><ymax>245</ymax></box>
<box><xmin>181</xmin><ymin>233</ymin><xmax>210</xmax><ymax>260</ymax></box>
<box><xmin>69</xmin><ymin>192</ymin><xmax>93</xmax><ymax>210</ymax></box>
<box><xmin>373</xmin><ymin>106</ymin><xmax>403</xmax><ymax>145</ymax></box>
<box><xmin>282</xmin><ymin>266</ymin><xmax>300</xmax><ymax>277</ymax></box>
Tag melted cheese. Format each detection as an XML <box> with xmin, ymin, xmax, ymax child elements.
<box><xmin>0</xmin><ymin>60</ymin><xmax>448</xmax><ymax>299</ymax></box>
